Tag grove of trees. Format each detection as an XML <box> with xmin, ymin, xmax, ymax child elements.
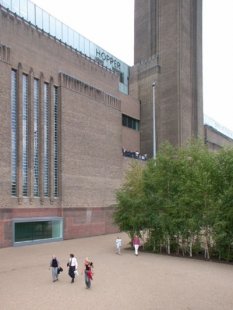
<box><xmin>114</xmin><ymin>140</ymin><xmax>233</xmax><ymax>262</ymax></box>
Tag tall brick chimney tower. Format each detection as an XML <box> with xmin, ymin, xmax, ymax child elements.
<box><xmin>130</xmin><ymin>0</ymin><xmax>203</xmax><ymax>157</ymax></box>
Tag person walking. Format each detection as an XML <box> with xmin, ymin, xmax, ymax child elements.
<box><xmin>115</xmin><ymin>236</ymin><xmax>122</xmax><ymax>255</ymax></box>
<box><xmin>67</xmin><ymin>253</ymin><xmax>78</xmax><ymax>283</ymax></box>
<box><xmin>83</xmin><ymin>257</ymin><xmax>94</xmax><ymax>289</ymax></box>
<box><xmin>50</xmin><ymin>255</ymin><xmax>59</xmax><ymax>282</ymax></box>
<box><xmin>133</xmin><ymin>235</ymin><xmax>140</xmax><ymax>256</ymax></box>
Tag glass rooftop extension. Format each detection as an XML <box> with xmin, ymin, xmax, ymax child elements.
<box><xmin>0</xmin><ymin>0</ymin><xmax>129</xmax><ymax>94</ymax></box>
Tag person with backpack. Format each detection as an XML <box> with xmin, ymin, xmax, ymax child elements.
<box><xmin>50</xmin><ymin>255</ymin><xmax>59</xmax><ymax>282</ymax></box>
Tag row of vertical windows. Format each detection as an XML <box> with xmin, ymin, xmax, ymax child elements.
<box><xmin>122</xmin><ymin>114</ymin><xmax>140</xmax><ymax>131</ymax></box>
<box><xmin>11</xmin><ymin>70</ymin><xmax>59</xmax><ymax>198</ymax></box>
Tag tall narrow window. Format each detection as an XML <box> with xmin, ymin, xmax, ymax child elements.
<box><xmin>43</xmin><ymin>83</ymin><xmax>49</xmax><ymax>197</ymax></box>
<box><xmin>11</xmin><ymin>70</ymin><xmax>17</xmax><ymax>196</ymax></box>
<box><xmin>33</xmin><ymin>79</ymin><xmax>39</xmax><ymax>196</ymax></box>
<box><xmin>22</xmin><ymin>74</ymin><xmax>29</xmax><ymax>196</ymax></box>
<box><xmin>54</xmin><ymin>86</ymin><xmax>59</xmax><ymax>197</ymax></box>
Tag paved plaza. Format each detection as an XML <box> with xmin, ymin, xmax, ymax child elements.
<box><xmin>1</xmin><ymin>233</ymin><xmax>233</xmax><ymax>310</ymax></box>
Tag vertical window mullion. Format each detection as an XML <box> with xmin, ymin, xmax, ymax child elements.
<box><xmin>54</xmin><ymin>86</ymin><xmax>59</xmax><ymax>197</ymax></box>
<box><xmin>11</xmin><ymin>70</ymin><xmax>17</xmax><ymax>196</ymax></box>
<box><xmin>22</xmin><ymin>74</ymin><xmax>29</xmax><ymax>196</ymax></box>
<box><xmin>43</xmin><ymin>83</ymin><xmax>49</xmax><ymax>197</ymax></box>
<box><xmin>33</xmin><ymin>79</ymin><xmax>39</xmax><ymax>196</ymax></box>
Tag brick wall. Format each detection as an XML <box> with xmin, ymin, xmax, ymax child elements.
<box><xmin>0</xmin><ymin>7</ymin><xmax>137</xmax><ymax>247</ymax></box>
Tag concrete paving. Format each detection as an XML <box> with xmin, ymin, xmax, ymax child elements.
<box><xmin>1</xmin><ymin>233</ymin><xmax>233</xmax><ymax>310</ymax></box>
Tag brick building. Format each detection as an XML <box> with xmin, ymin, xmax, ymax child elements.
<box><xmin>0</xmin><ymin>0</ymin><xmax>142</xmax><ymax>247</ymax></box>
<box><xmin>0</xmin><ymin>0</ymin><xmax>232</xmax><ymax>247</ymax></box>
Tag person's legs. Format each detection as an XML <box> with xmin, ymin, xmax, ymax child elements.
<box><xmin>69</xmin><ymin>266</ymin><xmax>75</xmax><ymax>283</ymax></box>
<box><xmin>52</xmin><ymin>267</ymin><xmax>58</xmax><ymax>282</ymax></box>
<box><xmin>87</xmin><ymin>277</ymin><xmax>91</xmax><ymax>288</ymax></box>
<box><xmin>134</xmin><ymin>244</ymin><xmax>139</xmax><ymax>255</ymax></box>
<box><xmin>85</xmin><ymin>270</ymin><xmax>89</xmax><ymax>288</ymax></box>
<box><xmin>55</xmin><ymin>267</ymin><xmax>58</xmax><ymax>280</ymax></box>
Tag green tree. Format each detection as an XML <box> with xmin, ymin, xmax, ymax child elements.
<box><xmin>143</xmin><ymin>143</ymin><xmax>180</xmax><ymax>254</ymax></box>
<box><xmin>114</xmin><ymin>162</ymin><xmax>146</xmax><ymax>240</ymax></box>
<box><xmin>114</xmin><ymin>140</ymin><xmax>233</xmax><ymax>262</ymax></box>
<box><xmin>213</xmin><ymin>148</ymin><xmax>233</xmax><ymax>261</ymax></box>
<box><xmin>175</xmin><ymin>140</ymin><xmax>217</xmax><ymax>258</ymax></box>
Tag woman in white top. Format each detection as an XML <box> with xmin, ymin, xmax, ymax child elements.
<box><xmin>67</xmin><ymin>253</ymin><xmax>78</xmax><ymax>283</ymax></box>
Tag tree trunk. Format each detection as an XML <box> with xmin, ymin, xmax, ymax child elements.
<box><xmin>181</xmin><ymin>237</ymin><xmax>185</xmax><ymax>256</ymax></box>
<box><xmin>167</xmin><ymin>236</ymin><xmax>170</xmax><ymax>255</ymax></box>
<box><xmin>204</xmin><ymin>228</ymin><xmax>210</xmax><ymax>260</ymax></box>
<box><xmin>189</xmin><ymin>239</ymin><xmax>193</xmax><ymax>257</ymax></box>
<box><xmin>153</xmin><ymin>240</ymin><xmax>156</xmax><ymax>252</ymax></box>
<box><xmin>204</xmin><ymin>245</ymin><xmax>210</xmax><ymax>260</ymax></box>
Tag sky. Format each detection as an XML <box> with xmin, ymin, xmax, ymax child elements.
<box><xmin>31</xmin><ymin>0</ymin><xmax>233</xmax><ymax>134</ymax></box>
